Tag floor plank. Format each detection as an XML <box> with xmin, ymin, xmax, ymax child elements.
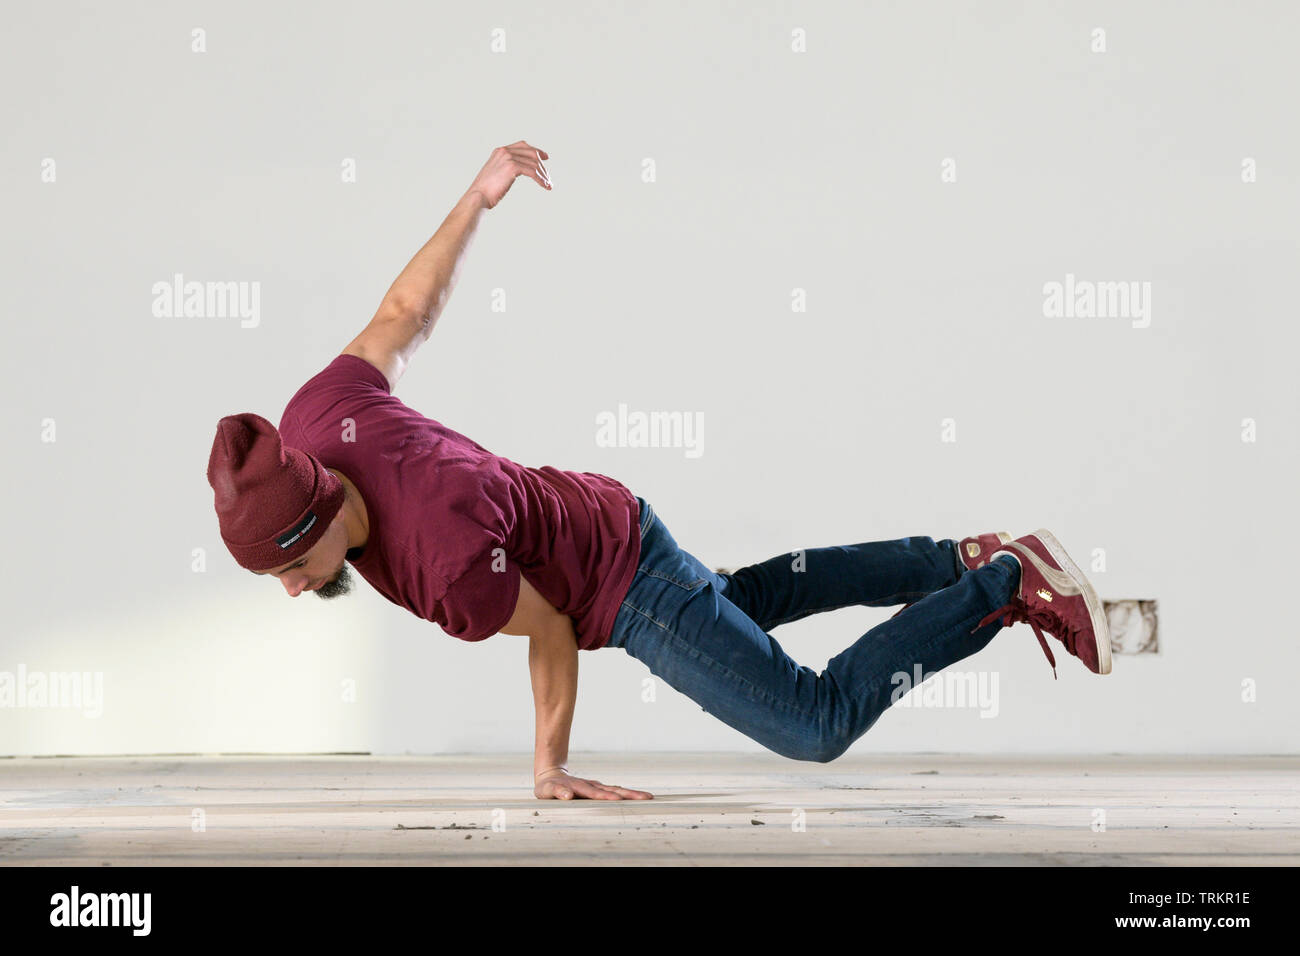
<box><xmin>1</xmin><ymin>753</ymin><xmax>1296</xmax><ymax>866</ymax></box>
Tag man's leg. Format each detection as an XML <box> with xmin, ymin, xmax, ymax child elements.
<box><xmin>703</xmin><ymin>538</ymin><xmax>966</xmax><ymax>631</ymax></box>
<box><xmin>608</xmin><ymin>500</ymin><xmax>1019</xmax><ymax>762</ymax></box>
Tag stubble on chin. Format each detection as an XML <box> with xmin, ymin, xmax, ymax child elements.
<box><xmin>314</xmin><ymin>564</ymin><xmax>354</xmax><ymax>600</ymax></box>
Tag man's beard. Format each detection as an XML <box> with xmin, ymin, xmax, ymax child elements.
<box><xmin>315</xmin><ymin>563</ymin><xmax>355</xmax><ymax>600</ymax></box>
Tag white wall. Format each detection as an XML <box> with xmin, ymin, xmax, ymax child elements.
<box><xmin>3</xmin><ymin>0</ymin><xmax>1296</xmax><ymax>757</ymax></box>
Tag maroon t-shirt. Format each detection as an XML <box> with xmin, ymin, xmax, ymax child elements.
<box><xmin>278</xmin><ymin>354</ymin><xmax>641</xmax><ymax>650</ymax></box>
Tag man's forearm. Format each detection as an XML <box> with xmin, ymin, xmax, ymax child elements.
<box><xmin>380</xmin><ymin>189</ymin><xmax>488</xmax><ymax>337</ymax></box>
<box><xmin>529</xmin><ymin>619</ymin><xmax>579</xmax><ymax>778</ymax></box>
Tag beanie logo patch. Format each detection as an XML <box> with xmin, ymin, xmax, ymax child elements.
<box><xmin>276</xmin><ymin>511</ymin><xmax>318</xmax><ymax>550</ymax></box>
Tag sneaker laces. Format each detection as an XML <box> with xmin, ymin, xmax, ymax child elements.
<box><xmin>973</xmin><ymin>600</ymin><xmax>1078</xmax><ymax>681</ymax></box>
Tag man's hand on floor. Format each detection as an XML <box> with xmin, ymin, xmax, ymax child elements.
<box><xmin>534</xmin><ymin>770</ymin><xmax>653</xmax><ymax>800</ymax></box>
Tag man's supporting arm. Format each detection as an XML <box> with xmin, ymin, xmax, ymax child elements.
<box><xmin>500</xmin><ymin>572</ymin><xmax>654</xmax><ymax>801</ymax></box>
<box><xmin>528</xmin><ymin>618</ymin><xmax>580</xmax><ymax>785</ymax></box>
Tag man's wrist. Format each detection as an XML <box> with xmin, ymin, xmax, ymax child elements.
<box><xmin>535</xmin><ymin>765</ymin><xmax>569</xmax><ymax>780</ymax></box>
<box><xmin>461</xmin><ymin>188</ymin><xmax>488</xmax><ymax>211</ymax></box>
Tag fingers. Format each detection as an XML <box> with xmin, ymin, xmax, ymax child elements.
<box><xmin>503</xmin><ymin>143</ymin><xmax>551</xmax><ymax>189</ymax></box>
<box><xmin>516</xmin><ymin>155</ymin><xmax>550</xmax><ymax>190</ymax></box>
<box><xmin>506</xmin><ymin>156</ymin><xmax>549</xmax><ymax>190</ymax></box>
<box><xmin>580</xmin><ymin>779</ymin><xmax>654</xmax><ymax>800</ymax></box>
<box><xmin>537</xmin><ymin>776</ymin><xmax>653</xmax><ymax>800</ymax></box>
<box><xmin>549</xmin><ymin>779</ymin><xmax>615</xmax><ymax>801</ymax></box>
<box><xmin>508</xmin><ymin>139</ymin><xmax>548</xmax><ymax>160</ymax></box>
<box><xmin>570</xmin><ymin>780</ymin><xmax>618</xmax><ymax>800</ymax></box>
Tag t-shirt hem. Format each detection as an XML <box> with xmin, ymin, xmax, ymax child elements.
<box><xmin>488</xmin><ymin>563</ymin><xmax>523</xmax><ymax>639</ymax></box>
<box><xmin>584</xmin><ymin>532</ymin><xmax>642</xmax><ymax>651</ymax></box>
<box><xmin>441</xmin><ymin>556</ymin><xmax>522</xmax><ymax>643</ymax></box>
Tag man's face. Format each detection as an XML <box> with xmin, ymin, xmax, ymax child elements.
<box><xmin>252</xmin><ymin>512</ymin><xmax>354</xmax><ymax>600</ymax></box>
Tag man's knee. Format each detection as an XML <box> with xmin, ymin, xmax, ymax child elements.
<box><xmin>795</xmin><ymin>732</ymin><xmax>848</xmax><ymax>764</ymax></box>
<box><xmin>814</xmin><ymin>740</ymin><xmax>849</xmax><ymax>763</ymax></box>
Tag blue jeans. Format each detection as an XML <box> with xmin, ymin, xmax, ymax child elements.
<box><xmin>605</xmin><ymin>497</ymin><xmax>1020</xmax><ymax>762</ymax></box>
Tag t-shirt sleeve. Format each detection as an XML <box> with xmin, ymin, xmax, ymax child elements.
<box><xmin>326</xmin><ymin>353</ymin><xmax>391</xmax><ymax>394</ymax></box>
<box><xmin>434</xmin><ymin>550</ymin><xmax>522</xmax><ymax>643</ymax></box>
<box><xmin>280</xmin><ymin>354</ymin><xmax>393</xmax><ymax>446</ymax></box>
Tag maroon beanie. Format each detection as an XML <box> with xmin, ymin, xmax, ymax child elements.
<box><xmin>207</xmin><ymin>413</ymin><xmax>344</xmax><ymax>571</ymax></box>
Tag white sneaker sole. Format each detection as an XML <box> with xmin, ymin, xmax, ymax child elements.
<box><xmin>998</xmin><ymin>529</ymin><xmax>1112</xmax><ymax>675</ymax></box>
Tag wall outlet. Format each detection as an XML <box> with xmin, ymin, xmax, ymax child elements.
<box><xmin>1103</xmin><ymin>599</ymin><xmax>1159</xmax><ymax>653</ymax></box>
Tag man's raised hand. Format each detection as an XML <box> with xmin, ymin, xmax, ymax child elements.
<box><xmin>466</xmin><ymin>141</ymin><xmax>552</xmax><ymax>209</ymax></box>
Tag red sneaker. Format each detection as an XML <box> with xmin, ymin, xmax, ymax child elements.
<box><xmin>890</xmin><ymin>531</ymin><xmax>1012</xmax><ymax>618</ymax></box>
<box><xmin>973</xmin><ymin>529</ymin><xmax>1112</xmax><ymax>678</ymax></box>
<box><xmin>958</xmin><ymin>532</ymin><xmax>1012</xmax><ymax>571</ymax></box>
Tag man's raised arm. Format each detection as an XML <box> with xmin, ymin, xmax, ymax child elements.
<box><xmin>342</xmin><ymin>140</ymin><xmax>552</xmax><ymax>391</ymax></box>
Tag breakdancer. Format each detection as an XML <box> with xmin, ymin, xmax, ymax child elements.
<box><xmin>207</xmin><ymin>141</ymin><xmax>1111</xmax><ymax>802</ymax></box>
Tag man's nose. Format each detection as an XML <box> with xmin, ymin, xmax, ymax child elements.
<box><xmin>283</xmin><ymin>574</ymin><xmax>310</xmax><ymax>597</ymax></box>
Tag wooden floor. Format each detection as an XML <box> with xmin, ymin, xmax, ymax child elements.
<box><xmin>1</xmin><ymin>753</ymin><xmax>1295</xmax><ymax>866</ymax></box>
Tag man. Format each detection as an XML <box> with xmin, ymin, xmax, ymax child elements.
<box><xmin>207</xmin><ymin>140</ymin><xmax>1111</xmax><ymax>802</ymax></box>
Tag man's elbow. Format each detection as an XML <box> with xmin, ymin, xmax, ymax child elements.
<box><xmin>367</xmin><ymin>299</ymin><xmax>433</xmax><ymax>353</ymax></box>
